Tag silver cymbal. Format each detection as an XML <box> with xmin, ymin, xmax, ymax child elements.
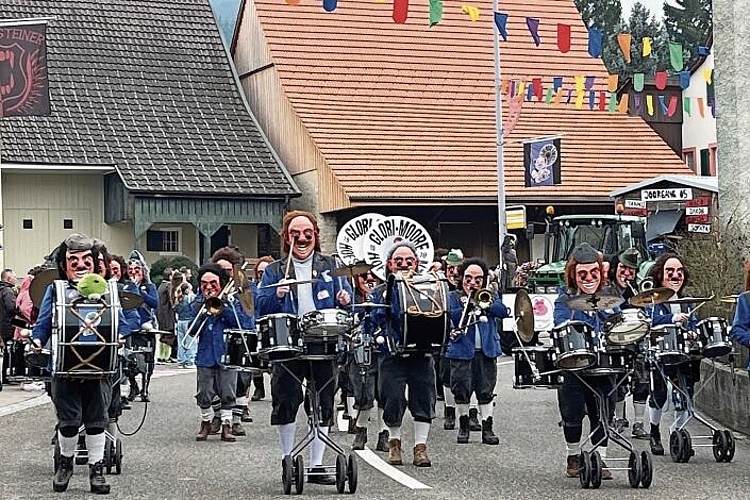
<box><xmin>565</xmin><ymin>292</ymin><xmax>624</xmax><ymax>311</ymax></box>
<box><xmin>261</xmin><ymin>278</ymin><xmax>318</xmax><ymax>289</ymax></box>
<box><xmin>663</xmin><ymin>295</ymin><xmax>715</xmax><ymax>305</ymax></box>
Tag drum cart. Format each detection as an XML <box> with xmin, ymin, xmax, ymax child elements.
<box><xmin>278</xmin><ymin>356</ymin><xmax>358</xmax><ymax>495</ymax></box>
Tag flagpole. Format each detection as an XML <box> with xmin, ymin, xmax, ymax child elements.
<box><xmin>494</xmin><ymin>0</ymin><xmax>506</xmax><ymax>270</ymax></box>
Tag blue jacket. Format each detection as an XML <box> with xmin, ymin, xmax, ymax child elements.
<box><xmin>123</xmin><ymin>281</ymin><xmax>158</xmax><ymax>327</ymax></box>
<box><xmin>256</xmin><ymin>253</ymin><xmax>352</xmax><ymax>317</ymax></box>
<box><xmin>445</xmin><ymin>289</ymin><xmax>509</xmax><ymax>360</ymax></box>
<box><xmin>731</xmin><ymin>291</ymin><xmax>750</xmax><ymax>369</ymax></box>
<box><xmin>553</xmin><ymin>287</ymin><xmax>620</xmax><ymax>332</ymax></box>
<box><xmin>647</xmin><ymin>301</ymin><xmax>698</xmax><ymax>331</ymax></box>
<box><xmin>189</xmin><ymin>292</ymin><xmax>253</xmax><ymax>368</ymax></box>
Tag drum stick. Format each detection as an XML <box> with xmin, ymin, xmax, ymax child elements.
<box><xmin>687</xmin><ymin>300</ymin><xmax>709</xmax><ymax>317</ymax></box>
<box><xmin>283</xmin><ymin>236</ymin><xmax>297</xmax><ymax>280</ymax></box>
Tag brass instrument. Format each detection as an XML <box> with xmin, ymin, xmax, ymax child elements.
<box><xmin>450</xmin><ymin>288</ymin><xmax>494</xmax><ymax>339</ymax></box>
<box><xmin>640</xmin><ymin>277</ymin><xmax>654</xmax><ymax>292</ymax></box>
<box><xmin>473</xmin><ymin>288</ymin><xmax>494</xmax><ymax>310</ymax></box>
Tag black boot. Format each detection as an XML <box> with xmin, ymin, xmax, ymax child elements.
<box><xmin>457</xmin><ymin>415</ymin><xmax>470</xmax><ymax>444</ymax></box>
<box><xmin>352</xmin><ymin>427</ymin><xmax>367</xmax><ymax>450</ymax></box>
<box><xmin>127</xmin><ymin>380</ymin><xmax>139</xmax><ymax>402</ymax></box>
<box><xmin>481</xmin><ymin>417</ymin><xmax>500</xmax><ymax>445</ymax></box>
<box><xmin>53</xmin><ymin>455</ymin><xmax>74</xmax><ymax>492</ymax></box>
<box><xmin>468</xmin><ymin>408</ymin><xmax>482</xmax><ymax>431</ymax></box>
<box><xmin>649</xmin><ymin>424</ymin><xmax>664</xmax><ymax>455</ymax></box>
<box><xmin>444</xmin><ymin>406</ymin><xmax>456</xmax><ymax>430</ymax></box>
<box><xmin>89</xmin><ymin>461</ymin><xmax>110</xmax><ymax>494</ymax></box>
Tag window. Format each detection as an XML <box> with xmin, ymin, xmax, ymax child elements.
<box><xmin>682</xmin><ymin>149</ymin><xmax>696</xmax><ymax>172</ymax></box>
<box><xmin>63</xmin><ymin>219</ymin><xmax>73</xmax><ymax>229</ymax></box>
<box><xmin>22</xmin><ymin>219</ymin><xmax>32</xmax><ymax>229</ymax></box>
<box><xmin>146</xmin><ymin>228</ymin><xmax>181</xmax><ymax>253</ymax></box>
<box><xmin>700</xmin><ymin>148</ymin><xmax>711</xmax><ymax>176</ymax></box>
<box><xmin>709</xmin><ymin>143</ymin><xmax>718</xmax><ymax>176</ymax></box>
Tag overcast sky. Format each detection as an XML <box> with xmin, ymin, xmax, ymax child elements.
<box><xmin>621</xmin><ymin>0</ymin><xmax>672</xmax><ymax>20</ymax></box>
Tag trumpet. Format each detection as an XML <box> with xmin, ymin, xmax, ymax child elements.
<box><xmin>472</xmin><ymin>288</ymin><xmax>495</xmax><ymax>310</ymax></box>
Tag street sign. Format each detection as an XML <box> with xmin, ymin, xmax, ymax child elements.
<box><xmin>685</xmin><ymin>214</ymin><xmax>709</xmax><ymax>224</ymax></box>
<box><xmin>686</xmin><ymin>206</ymin><xmax>709</xmax><ymax>216</ymax></box>
<box><xmin>506</xmin><ymin>205</ymin><xmax>527</xmax><ymax>230</ymax></box>
<box><xmin>641</xmin><ymin>187</ymin><xmax>693</xmax><ymax>202</ymax></box>
<box><xmin>624</xmin><ymin>199</ymin><xmax>646</xmax><ymax>209</ymax></box>
<box><xmin>688</xmin><ymin>224</ymin><xmax>711</xmax><ymax>234</ymax></box>
<box><xmin>686</xmin><ymin>196</ymin><xmax>711</xmax><ymax>207</ymax></box>
<box><xmin>623</xmin><ymin>208</ymin><xmax>648</xmax><ymax>217</ymax></box>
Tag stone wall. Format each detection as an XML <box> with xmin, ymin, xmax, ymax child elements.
<box><xmin>695</xmin><ymin>360</ymin><xmax>750</xmax><ymax>436</ymax></box>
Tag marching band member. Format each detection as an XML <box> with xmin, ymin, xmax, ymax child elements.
<box><xmin>607</xmin><ymin>248</ymin><xmax>650</xmax><ymax>439</ymax></box>
<box><xmin>554</xmin><ymin>243</ymin><xmax>617</xmax><ymax>480</ymax></box>
<box><xmin>446</xmin><ymin>257</ymin><xmax>509</xmax><ymax>445</ymax></box>
<box><xmin>645</xmin><ymin>253</ymin><xmax>698</xmax><ymax>456</ymax></box>
<box><xmin>123</xmin><ymin>252</ymin><xmax>158</xmax><ymax>402</ymax></box>
<box><xmin>256</xmin><ymin>210</ymin><xmax>352</xmax><ymax>484</ymax></box>
<box><xmin>731</xmin><ymin>260</ymin><xmax>750</xmax><ymax>390</ymax></box>
<box><xmin>191</xmin><ymin>262</ymin><xmax>248</xmax><ymax>442</ymax></box>
<box><xmin>370</xmin><ymin>242</ymin><xmax>437</xmax><ymax>467</ymax></box>
<box><xmin>250</xmin><ymin>256</ymin><xmax>274</xmax><ymax>402</ymax></box>
<box><xmin>32</xmin><ymin>233</ymin><xmax>131</xmax><ymax>494</ymax></box>
<box><xmin>440</xmin><ymin>249</ymin><xmax>464</xmax><ymax>431</ymax></box>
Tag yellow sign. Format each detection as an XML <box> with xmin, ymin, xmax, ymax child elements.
<box><xmin>506</xmin><ymin>205</ymin><xmax>526</xmax><ymax>230</ymax></box>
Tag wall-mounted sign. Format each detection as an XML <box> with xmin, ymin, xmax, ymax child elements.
<box><xmin>685</xmin><ymin>214</ymin><xmax>709</xmax><ymax>224</ymax></box>
<box><xmin>686</xmin><ymin>196</ymin><xmax>711</xmax><ymax>207</ymax></box>
<box><xmin>624</xmin><ymin>199</ymin><xmax>647</xmax><ymax>209</ymax></box>
<box><xmin>686</xmin><ymin>206</ymin><xmax>709</xmax><ymax>216</ymax></box>
<box><xmin>641</xmin><ymin>187</ymin><xmax>693</xmax><ymax>202</ymax></box>
<box><xmin>623</xmin><ymin>208</ymin><xmax>648</xmax><ymax>217</ymax></box>
<box><xmin>506</xmin><ymin>205</ymin><xmax>527</xmax><ymax>230</ymax></box>
<box><xmin>688</xmin><ymin>224</ymin><xmax>711</xmax><ymax>234</ymax></box>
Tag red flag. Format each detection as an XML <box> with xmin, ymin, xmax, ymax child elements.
<box><xmin>0</xmin><ymin>21</ymin><xmax>51</xmax><ymax>117</ymax></box>
<box><xmin>667</xmin><ymin>96</ymin><xmax>679</xmax><ymax>117</ymax></box>
<box><xmin>393</xmin><ymin>0</ymin><xmax>409</xmax><ymax>24</ymax></box>
<box><xmin>557</xmin><ymin>24</ymin><xmax>571</xmax><ymax>53</ymax></box>
<box><xmin>532</xmin><ymin>78</ymin><xmax>543</xmax><ymax>101</ymax></box>
<box><xmin>655</xmin><ymin>71</ymin><xmax>668</xmax><ymax>91</ymax></box>
<box><xmin>598</xmin><ymin>91</ymin><xmax>606</xmax><ymax>111</ymax></box>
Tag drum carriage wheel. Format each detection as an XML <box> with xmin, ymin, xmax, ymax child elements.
<box><xmin>335</xmin><ymin>453</ymin><xmax>347</xmax><ymax>494</ymax></box>
<box><xmin>282</xmin><ymin>455</ymin><xmax>294</xmax><ymax>495</ymax></box>
<box><xmin>589</xmin><ymin>451</ymin><xmax>603</xmax><ymax>489</ymax></box>
<box><xmin>114</xmin><ymin>438</ymin><xmax>123</xmax><ymax>475</ymax></box>
<box><xmin>578</xmin><ymin>450</ymin><xmax>591</xmax><ymax>489</ymax></box>
<box><xmin>104</xmin><ymin>441</ymin><xmax>113</xmax><ymax>474</ymax></box>
<box><xmin>346</xmin><ymin>454</ymin><xmax>358</xmax><ymax>494</ymax></box>
<box><xmin>627</xmin><ymin>451</ymin><xmax>642</xmax><ymax>488</ymax></box>
<box><xmin>723</xmin><ymin>430</ymin><xmax>735</xmax><ymax>463</ymax></box>
<box><xmin>294</xmin><ymin>455</ymin><xmax>304</xmax><ymax>495</ymax></box>
<box><xmin>679</xmin><ymin>429</ymin><xmax>692</xmax><ymax>463</ymax></box>
<box><xmin>712</xmin><ymin>430</ymin><xmax>727</xmax><ymax>462</ymax></box>
<box><xmin>640</xmin><ymin>451</ymin><xmax>653</xmax><ymax>488</ymax></box>
<box><xmin>669</xmin><ymin>430</ymin><xmax>685</xmax><ymax>463</ymax></box>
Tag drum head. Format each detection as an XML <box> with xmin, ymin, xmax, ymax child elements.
<box><xmin>556</xmin><ymin>351</ymin><xmax>596</xmax><ymax>370</ymax></box>
<box><xmin>605</xmin><ymin>327</ymin><xmax>648</xmax><ymax>346</ymax></box>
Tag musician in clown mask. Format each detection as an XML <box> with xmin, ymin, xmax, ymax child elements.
<box><xmin>553</xmin><ymin>243</ymin><xmax>619</xmax><ymax>480</ymax></box>
<box><xmin>32</xmin><ymin>234</ymin><xmax>131</xmax><ymax>494</ymax></box>
<box><xmin>644</xmin><ymin>252</ymin><xmax>698</xmax><ymax>456</ymax></box>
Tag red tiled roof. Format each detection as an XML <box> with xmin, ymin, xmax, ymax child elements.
<box><xmin>249</xmin><ymin>0</ymin><xmax>693</xmax><ymax>207</ymax></box>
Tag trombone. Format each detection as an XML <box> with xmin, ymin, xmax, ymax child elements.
<box><xmin>181</xmin><ymin>262</ymin><xmax>252</xmax><ymax>350</ymax></box>
<box><xmin>449</xmin><ymin>288</ymin><xmax>495</xmax><ymax>339</ymax></box>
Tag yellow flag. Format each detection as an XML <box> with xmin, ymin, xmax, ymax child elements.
<box><xmin>575</xmin><ymin>91</ymin><xmax>585</xmax><ymax>110</ymax></box>
<box><xmin>574</xmin><ymin>75</ymin><xmax>585</xmax><ymax>92</ymax></box>
<box><xmin>646</xmin><ymin>95</ymin><xmax>654</xmax><ymax>116</ymax></box>
<box><xmin>642</xmin><ymin>37</ymin><xmax>652</xmax><ymax>57</ymax></box>
<box><xmin>702</xmin><ymin>68</ymin><xmax>713</xmax><ymax>84</ymax></box>
<box><xmin>517</xmin><ymin>81</ymin><xmax>527</xmax><ymax>98</ymax></box>
<box><xmin>608</xmin><ymin>74</ymin><xmax>619</xmax><ymax>92</ymax></box>
<box><xmin>461</xmin><ymin>5</ymin><xmax>480</xmax><ymax>21</ymax></box>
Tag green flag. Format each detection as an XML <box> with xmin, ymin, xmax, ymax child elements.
<box><xmin>429</xmin><ymin>0</ymin><xmax>443</xmax><ymax>27</ymax></box>
<box><xmin>683</xmin><ymin>97</ymin><xmax>691</xmax><ymax>116</ymax></box>
<box><xmin>669</xmin><ymin>42</ymin><xmax>684</xmax><ymax>72</ymax></box>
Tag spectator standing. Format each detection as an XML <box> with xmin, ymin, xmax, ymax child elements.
<box><xmin>0</xmin><ymin>268</ymin><xmax>18</xmax><ymax>390</ymax></box>
<box><xmin>156</xmin><ymin>267</ymin><xmax>176</xmax><ymax>363</ymax></box>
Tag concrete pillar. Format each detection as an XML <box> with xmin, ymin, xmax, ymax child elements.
<box><xmin>715</xmin><ymin>0</ymin><xmax>750</xmax><ymax>265</ymax></box>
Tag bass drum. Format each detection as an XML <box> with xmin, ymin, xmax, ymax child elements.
<box><xmin>550</xmin><ymin>321</ymin><xmax>596</xmax><ymax>371</ymax></box>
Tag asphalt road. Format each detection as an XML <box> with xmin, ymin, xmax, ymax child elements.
<box><xmin>1</xmin><ymin>360</ymin><xmax>749</xmax><ymax>499</ymax></box>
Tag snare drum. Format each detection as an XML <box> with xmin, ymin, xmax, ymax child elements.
<box><xmin>395</xmin><ymin>275</ymin><xmax>450</xmax><ymax>354</ymax></box>
<box><xmin>257</xmin><ymin>314</ymin><xmax>302</xmax><ymax>361</ymax></box>
<box><xmin>550</xmin><ymin>321</ymin><xmax>596</xmax><ymax>370</ymax></box>
<box><xmin>585</xmin><ymin>349</ymin><xmax>633</xmax><ymax>376</ymax></box>
<box><xmin>602</xmin><ymin>309</ymin><xmax>650</xmax><ymax>345</ymax></box>
<box><xmin>52</xmin><ymin>280</ymin><xmax>119</xmax><ymax>378</ymax></box>
<box><xmin>512</xmin><ymin>346</ymin><xmax>563</xmax><ymax>388</ymax></box>
<box><xmin>223</xmin><ymin>329</ymin><xmax>260</xmax><ymax>371</ymax></box>
<box><xmin>696</xmin><ymin>317</ymin><xmax>732</xmax><ymax>358</ymax></box>
<box><xmin>650</xmin><ymin>323</ymin><xmax>689</xmax><ymax>365</ymax></box>
<box><xmin>299</xmin><ymin>309</ymin><xmax>353</xmax><ymax>336</ymax></box>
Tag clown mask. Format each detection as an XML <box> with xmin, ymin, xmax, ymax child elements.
<box><xmin>356</xmin><ymin>272</ymin><xmax>380</xmax><ymax>297</ymax></box>
<box><xmin>66</xmin><ymin>249</ymin><xmax>95</xmax><ymax>283</ymax></box>
<box><xmin>388</xmin><ymin>246</ymin><xmax>419</xmax><ymax>274</ymax></box>
<box><xmin>615</xmin><ymin>262</ymin><xmax>636</xmax><ymax>290</ymax></box>
<box><xmin>287</xmin><ymin>215</ymin><xmax>316</xmax><ymax>261</ymax></box>
<box><xmin>128</xmin><ymin>263</ymin><xmax>144</xmax><ymax>284</ymax></box>
<box><xmin>662</xmin><ymin>257</ymin><xmax>685</xmax><ymax>293</ymax></box>
<box><xmin>200</xmin><ymin>271</ymin><xmax>221</xmax><ymax>299</ymax></box>
<box><xmin>575</xmin><ymin>262</ymin><xmax>601</xmax><ymax>295</ymax></box>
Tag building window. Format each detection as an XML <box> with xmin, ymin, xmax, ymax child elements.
<box><xmin>22</xmin><ymin>219</ymin><xmax>32</xmax><ymax>229</ymax></box>
<box><xmin>700</xmin><ymin>148</ymin><xmax>711</xmax><ymax>176</ymax></box>
<box><xmin>63</xmin><ymin>219</ymin><xmax>73</xmax><ymax>229</ymax></box>
<box><xmin>146</xmin><ymin>228</ymin><xmax>181</xmax><ymax>253</ymax></box>
<box><xmin>709</xmin><ymin>143</ymin><xmax>718</xmax><ymax>176</ymax></box>
<box><xmin>682</xmin><ymin>149</ymin><xmax>696</xmax><ymax>172</ymax></box>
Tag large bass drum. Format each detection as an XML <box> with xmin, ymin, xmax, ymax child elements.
<box><xmin>394</xmin><ymin>274</ymin><xmax>449</xmax><ymax>354</ymax></box>
<box><xmin>52</xmin><ymin>279</ymin><xmax>119</xmax><ymax>378</ymax></box>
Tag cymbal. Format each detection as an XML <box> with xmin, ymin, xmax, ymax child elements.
<box><xmin>119</xmin><ymin>291</ymin><xmax>144</xmax><ymax>310</ymax></box>
<box><xmin>719</xmin><ymin>295</ymin><xmax>740</xmax><ymax>304</ymax></box>
<box><xmin>629</xmin><ymin>287</ymin><xmax>674</xmax><ymax>308</ymax></box>
<box><xmin>331</xmin><ymin>261</ymin><xmax>374</xmax><ymax>278</ymax></box>
<box><xmin>514</xmin><ymin>289</ymin><xmax>534</xmax><ymax>343</ymax></box>
<box><xmin>261</xmin><ymin>278</ymin><xmax>318</xmax><ymax>289</ymax></box>
<box><xmin>663</xmin><ymin>295</ymin><xmax>715</xmax><ymax>305</ymax></box>
<box><xmin>351</xmin><ymin>301</ymin><xmax>390</xmax><ymax>309</ymax></box>
<box><xmin>29</xmin><ymin>268</ymin><xmax>58</xmax><ymax>307</ymax></box>
<box><xmin>565</xmin><ymin>292</ymin><xmax>624</xmax><ymax>312</ymax></box>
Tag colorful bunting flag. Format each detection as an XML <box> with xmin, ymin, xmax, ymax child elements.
<box><xmin>608</xmin><ymin>92</ymin><xmax>617</xmax><ymax>112</ymax></box>
<box><xmin>393</xmin><ymin>0</ymin><xmax>409</xmax><ymax>23</ymax></box>
<box><xmin>698</xmin><ymin>46</ymin><xmax>710</xmax><ymax>57</ymax></box>
<box><xmin>557</xmin><ymin>23</ymin><xmax>571</xmax><ymax>53</ymax></box>
<box><xmin>667</xmin><ymin>96</ymin><xmax>678</xmax><ymax>117</ymax></box>
<box><xmin>598</xmin><ymin>91</ymin><xmax>606</xmax><ymax>111</ymax></box>
<box><xmin>566</xmin><ymin>89</ymin><xmax>573</xmax><ymax>104</ymax></box>
<box><xmin>494</xmin><ymin>12</ymin><xmax>509</xmax><ymax>41</ymax></box>
<box><xmin>642</xmin><ymin>37</ymin><xmax>652</xmax><ymax>57</ymax></box>
<box><xmin>552</xmin><ymin>88</ymin><xmax>563</xmax><ymax>105</ymax></box>
<box><xmin>532</xmin><ymin>77</ymin><xmax>543</xmax><ymax>100</ymax></box>
<box><xmin>617</xmin><ymin>33</ymin><xmax>632</xmax><ymax>63</ymax></box>
<box><xmin>575</xmin><ymin>90</ymin><xmax>584</xmax><ymax>109</ymax></box>
<box><xmin>669</xmin><ymin>42</ymin><xmax>684</xmax><ymax>71</ymax></box>
<box><xmin>544</xmin><ymin>86</ymin><xmax>554</xmax><ymax>104</ymax></box>
<box><xmin>585</xmin><ymin>76</ymin><xmax>595</xmax><ymax>91</ymax></box>
<box><xmin>588</xmin><ymin>90</ymin><xmax>596</xmax><ymax>110</ymax></box>
<box><xmin>697</xmin><ymin>97</ymin><xmax>704</xmax><ymax>117</ymax></box>
<box><xmin>526</xmin><ymin>83</ymin><xmax>533</xmax><ymax>101</ymax></box>
<box><xmin>503</xmin><ymin>94</ymin><xmax>524</xmax><ymax>138</ymax></box>
<box><xmin>702</xmin><ymin>68</ymin><xmax>713</xmax><ymax>84</ymax></box>
<box><xmin>617</xmin><ymin>94</ymin><xmax>629</xmax><ymax>114</ymax></box>
<box><xmin>285</xmin><ymin>0</ymin><xmax>300</xmax><ymax>5</ymax></box>
<box><xmin>588</xmin><ymin>28</ymin><xmax>603</xmax><ymax>58</ymax></box>
<box><xmin>526</xmin><ymin>17</ymin><xmax>541</xmax><ymax>46</ymax></box>
<box><xmin>553</xmin><ymin>76</ymin><xmax>564</xmax><ymax>91</ymax></box>
<box><xmin>658</xmin><ymin>95</ymin><xmax>668</xmax><ymax>115</ymax></box>
<box><xmin>679</xmin><ymin>71</ymin><xmax>691</xmax><ymax>90</ymax></box>
<box><xmin>634</xmin><ymin>95</ymin><xmax>642</xmax><ymax>113</ymax></box>
<box><xmin>683</xmin><ymin>97</ymin><xmax>691</xmax><ymax>116</ymax></box>
<box><xmin>462</xmin><ymin>5</ymin><xmax>480</xmax><ymax>22</ymax></box>
<box><xmin>709</xmin><ymin>98</ymin><xmax>716</xmax><ymax>118</ymax></box>
<box><xmin>646</xmin><ymin>95</ymin><xmax>654</xmax><ymax>116</ymax></box>
<box><xmin>323</xmin><ymin>0</ymin><xmax>337</xmax><ymax>12</ymax></box>
<box><xmin>634</xmin><ymin>73</ymin><xmax>645</xmax><ymax>92</ymax></box>
<box><xmin>655</xmin><ymin>71</ymin><xmax>668</xmax><ymax>91</ymax></box>
<box><xmin>574</xmin><ymin>75</ymin><xmax>585</xmax><ymax>92</ymax></box>
<box><xmin>608</xmin><ymin>74</ymin><xmax>619</xmax><ymax>92</ymax></box>
<box><xmin>429</xmin><ymin>0</ymin><xmax>443</xmax><ymax>27</ymax></box>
